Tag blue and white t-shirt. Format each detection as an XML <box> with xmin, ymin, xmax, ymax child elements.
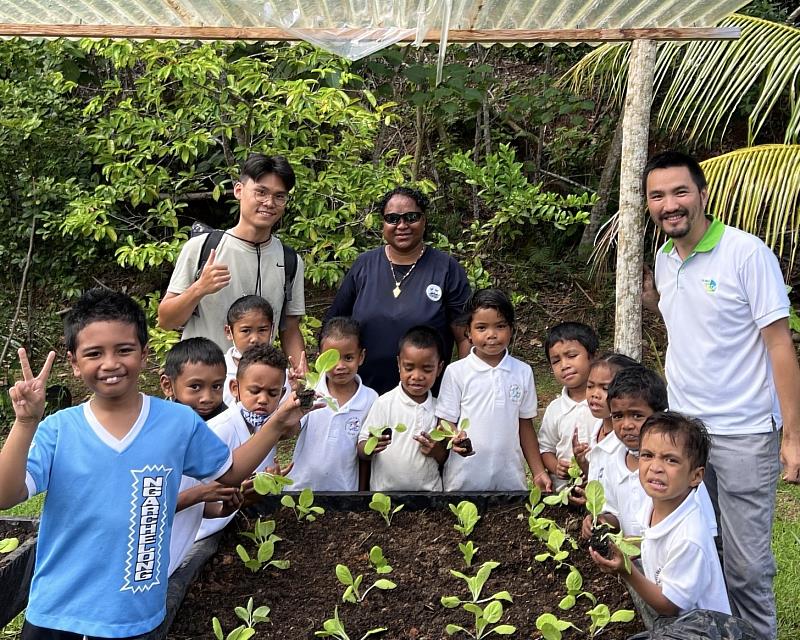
<box><xmin>24</xmin><ymin>395</ymin><xmax>232</xmax><ymax>637</ymax></box>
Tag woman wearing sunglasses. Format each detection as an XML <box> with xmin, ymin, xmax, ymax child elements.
<box><xmin>325</xmin><ymin>186</ymin><xmax>472</xmax><ymax>395</ymax></box>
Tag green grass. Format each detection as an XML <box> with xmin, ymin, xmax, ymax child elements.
<box><xmin>0</xmin><ymin>494</ymin><xmax>44</xmax><ymax>518</ymax></box>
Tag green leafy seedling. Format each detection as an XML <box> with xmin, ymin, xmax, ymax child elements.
<box><xmin>335</xmin><ymin>563</ymin><xmax>396</xmax><ymax>604</ymax></box>
<box><xmin>535</xmin><ymin>613</ymin><xmax>581</xmax><ymax>640</ymax></box>
<box><xmin>368</xmin><ymin>492</ymin><xmax>404</xmax><ymax>527</ymax></box>
<box><xmin>212</xmin><ymin>597</ymin><xmax>270</xmax><ymax>640</ymax></box>
<box><xmin>252</xmin><ymin>471</ymin><xmax>294</xmax><ymax>495</ymax></box>
<box><xmin>0</xmin><ymin>537</ymin><xmax>19</xmax><ymax>553</ymax></box>
<box><xmin>235</xmin><ymin>538</ymin><xmax>290</xmax><ymax>573</ymax></box>
<box><xmin>281</xmin><ymin>487</ymin><xmax>325</xmax><ymax>522</ymax></box>
<box><xmin>602</xmin><ymin>531</ymin><xmax>642</xmax><ymax>574</ymax></box>
<box><xmin>526</xmin><ymin>487</ymin><xmax>557</xmax><ymax>542</ymax></box>
<box><xmin>458</xmin><ymin>540</ymin><xmax>479</xmax><ymax>567</ymax></box>
<box><xmin>363</xmin><ymin>423</ymin><xmax>407</xmax><ymax>455</ymax></box>
<box><xmin>584</xmin><ymin>480</ymin><xmax>605</xmax><ymax>527</ymax></box>
<box><xmin>586</xmin><ymin>603</ymin><xmax>636</xmax><ymax>637</ymax></box>
<box><xmin>543</xmin><ymin>457</ymin><xmax>584</xmax><ymax>506</ymax></box>
<box><xmin>239</xmin><ymin>518</ymin><xmax>280</xmax><ymax>547</ymax></box>
<box><xmin>442</xmin><ymin>562</ymin><xmax>512</xmax><ymax>607</ymax></box>
<box><xmin>449</xmin><ymin>500</ymin><xmax>480</xmax><ymax>537</ymax></box>
<box><xmin>533</xmin><ymin>525</ymin><xmax>576</xmax><ymax>569</ymax></box>
<box><xmin>300</xmin><ymin>348</ymin><xmax>341</xmax><ymax>410</ymax></box>
<box><xmin>445</xmin><ymin>600</ymin><xmax>516</xmax><ymax>638</ymax></box>
<box><xmin>314</xmin><ymin>606</ymin><xmax>387</xmax><ymax>639</ymax></box>
<box><xmin>368</xmin><ymin>546</ymin><xmax>393</xmax><ymax>575</ymax></box>
<box><xmin>429</xmin><ymin>418</ymin><xmax>470</xmax><ymax>449</ymax></box>
<box><xmin>558</xmin><ymin>567</ymin><xmax>597</xmax><ymax>610</ymax></box>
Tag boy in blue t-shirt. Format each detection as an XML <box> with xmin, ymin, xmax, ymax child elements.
<box><xmin>0</xmin><ymin>289</ymin><xmax>305</xmax><ymax>639</ymax></box>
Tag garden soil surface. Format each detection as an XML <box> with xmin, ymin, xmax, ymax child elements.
<box><xmin>0</xmin><ymin>521</ymin><xmax>36</xmax><ymax>569</ymax></box>
<box><xmin>169</xmin><ymin>501</ymin><xmax>644</xmax><ymax>639</ymax></box>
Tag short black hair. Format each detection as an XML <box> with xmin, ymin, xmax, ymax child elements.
<box><xmin>377</xmin><ymin>186</ymin><xmax>429</xmax><ymax>216</ymax></box>
<box><xmin>226</xmin><ymin>295</ymin><xmax>274</xmax><ymax>327</ymax></box>
<box><xmin>164</xmin><ymin>337</ymin><xmax>225</xmax><ymax>379</ymax></box>
<box><xmin>591</xmin><ymin>352</ymin><xmax>640</xmax><ymax>374</ymax></box>
<box><xmin>641</xmin><ymin>411</ymin><xmax>711</xmax><ymax>469</ymax></box>
<box><xmin>398</xmin><ymin>325</ymin><xmax>445</xmax><ymax>361</ymax></box>
<box><xmin>319</xmin><ymin>316</ymin><xmax>362</xmax><ymax>349</ymax></box>
<box><xmin>240</xmin><ymin>153</ymin><xmax>296</xmax><ymax>192</ymax></box>
<box><xmin>544</xmin><ymin>322</ymin><xmax>599</xmax><ymax>360</ymax></box>
<box><xmin>642</xmin><ymin>150</ymin><xmax>707</xmax><ymax>195</ymax></box>
<box><xmin>64</xmin><ymin>288</ymin><xmax>148</xmax><ymax>353</ymax></box>
<box><xmin>237</xmin><ymin>343</ymin><xmax>288</xmax><ymax>379</ymax></box>
<box><xmin>607</xmin><ymin>366</ymin><xmax>668</xmax><ymax>413</ymax></box>
<box><xmin>462</xmin><ymin>288</ymin><xmax>514</xmax><ymax>328</ymax></box>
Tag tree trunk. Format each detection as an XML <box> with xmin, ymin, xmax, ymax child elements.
<box><xmin>614</xmin><ymin>39</ymin><xmax>656</xmax><ymax>361</ymax></box>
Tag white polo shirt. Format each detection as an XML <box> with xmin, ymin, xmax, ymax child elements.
<box><xmin>587</xmin><ymin>421</ymin><xmax>622</xmax><ymax>483</ymax></box>
<box><xmin>639</xmin><ymin>490</ymin><xmax>731</xmax><ymax>615</ymax></box>
<box><xmin>655</xmin><ymin>218</ymin><xmax>789</xmax><ymax>435</ymax></box>
<box><xmin>437</xmin><ymin>349</ymin><xmax>538</xmax><ymax>492</ymax></box>
<box><xmin>223</xmin><ymin>346</ymin><xmax>239</xmax><ymax>407</ymax></box>
<box><xmin>195</xmin><ymin>404</ymin><xmax>277</xmax><ymax>540</ymax></box>
<box><xmin>358</xmin><ymin>385</ymin><xmax>442</xmax><ymax>492</ymax></box>
<box><xmin>288</xmin><ymin>375</ymin><xmax>377</xmax><ymax>491</ymax></box>
<box><xmin>538</xmin><ymin>387</ymin><xmax>597</xmax><ymax>490</ymax></box>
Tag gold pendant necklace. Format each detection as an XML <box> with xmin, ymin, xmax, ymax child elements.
<box><xmin>387</xmin><ymin>245</ymin><xmax>425</xmax><ymax>298</ymax></box>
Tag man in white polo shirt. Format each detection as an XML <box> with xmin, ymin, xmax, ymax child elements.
<box><xmin>641</xmin><ymin>150</ymin><xmax>800</xmax><ymax>640</ymax></box>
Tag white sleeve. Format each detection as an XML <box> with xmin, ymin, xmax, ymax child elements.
<box><xmin>657</xmin><ymin>540</ymin><xmax>710</xmax><ymax>612</ymax></box>
<box><xmin>537</xmin><ymin>400</ymin><xmax>560</xmax><ymax>454</ymax></box>
<box><xmin>285</xmin><ymin>252</ymin><xmax>306</xmax><ymax>317</ymax></box>
<box><xmin>738</xmin><ymin>243</ymin><xmax>790</xmax><ymax>329</ymax></box>
<box><xmin>435</xmin><ymin>366</ymin><xmax>462</xmax><ymax>423</ymax></box>
<box><xmin>603</xmin><ymin>465</ymin><xmax>620</xmax><ymax>517</ymax></box>
<box><xmin>519</xmin><ymin>365</ymin><xmax>538</xmax><ymax>419</ymax></box>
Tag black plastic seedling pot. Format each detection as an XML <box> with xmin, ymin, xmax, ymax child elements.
<box><xmin>0</xmin><ymin>516</ymin><xmax>39</xmax><ymax>628</ymax></box>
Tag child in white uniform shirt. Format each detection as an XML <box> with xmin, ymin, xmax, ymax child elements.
<box><xmin>437</xmin><ymin>289</ymin><xmax>549</xmax><ymax>492</ymax></box>
<box><xmin>591</xmin><ymin>412</ymin><xmax>730</xmax><ymax>623</ymax></box>
<box><xmin>538</xmin><ymin>322</ymin><xmax>599</xmax><ymax>491</ymax></box>
<box><xmin>289</xmin><ymin>317</ymin><xmax>377</xmax><ymax>491</ymax></box>
<box><xmin>358</xmin><ymin>325</ymin><xmax>445</xmax><ymax>491</ymax></box>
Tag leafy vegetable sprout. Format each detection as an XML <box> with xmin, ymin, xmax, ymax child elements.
<box><xmin>363</xmin><ymin>423</ymin><xmax>407</xmax><ymax>455</ymax></box>
<box><xmin>281</xmin><ymin>487</ymin><xmax>325</xmax><ymax>522</ymax></box>
<box><xmin>445</xmin><ymin>600</ymin><xmax>516</xmax><ymax>638</ymax></box>
<box><xmin>458</xmin><ymin>540</ymin><xmax>479</xmax><ymax>567</ymax></box>
<box><xmin>298</xmin><ymin>348</ymin><xmax>341</xmax><ymax>410</ymax></box>
<box><xmin>583</xmin><ymin>479</ymin><xmax>641</xmax><ymax>571</ymax></box>
<box><xmin>335</xmin><ymin>563</ymin><xmax>397</xmax><ymax>604</ymax></box>
<box><xmin>368</xmin><ymin>492</ymin><xmax>404</xmax><ymax>527</ymax></box>
<box><xmin>212</xmin><ymin>597</ymin><xmax>270</xmax><ymax>640</ymax></box>
<box><xmin>533</xmin><ymin>525</ymin><xmax>577</xmax><ymax>569</ymax></box>
<box><xmin>369</xmin><ymin>545</ymin><xmax>393</xmax><ymax>574</ymax></box>
<box><xmin>429</xmin><ymin>418</ymin><xmax>470</xmax><ymax>450</ymax></box>
<box><xmin>543</xmin><ymin>458</ymin><xmax>584</xmax><ymax>506</ymax></box>
<box><xmin>235</xmin><ymin>519</ymin><xmax>289</xmax><ymax>573</ymax></box>
<box><xmin>535</xmin><ymin>613</ymin><xmax>581</xmax><ymax>640</ymax></box>
<box><xmin>314</xmin><ymin>606</ymin><xmax>387</xmax><ymax>639</ymax></box>
<box><xmin>602</xmin><ymin>530</ymin><xmax>643</xmax><ymax>575</ymax></box>
<box><xmin>557</xmin><ymin>567</ymin><xmax>596</xmax><ymax>610</ymax></box>
<box><xmin>586</xmin><ymin>603</ymin><xmax>635</xmax><ymax>637</ymax></box>
<box><xmin>450</xmin><ymin>500</ymin><xmax>480</xmax><ymax>537</ymax></box>
<box><xmin>0</xmin><ymin>537</ymin><xmax>19</xmax><ymax>553</ymax></box>
<box><xmin>441</xmin><ymin>562</ymin><xmax>512</xmax><ymax>607</ymax></box>
<box><xmin>526</xmin><ymin>487</ymin><xmax>557</xmax><ymax>542</ymax></box>
<box><xmin>252</xmin><ymin>470</ymin><xmax>294</xmax><ymax>496</ymax></box>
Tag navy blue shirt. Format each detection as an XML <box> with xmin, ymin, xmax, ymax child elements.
<box><xmin>325</xmin><ymin>246</ymin><xmax>471</xmax><ymax>394</ymax></box>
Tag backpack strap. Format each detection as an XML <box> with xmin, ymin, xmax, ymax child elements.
<box><xmin>195</xmin><ymin>229</ymin><xmax>224</xmax><ymax>281</ymax></box>
<box><xmin>280</xmin><ymin>243</ymin><xmax>298</xmax><ymax>330</ymax></box>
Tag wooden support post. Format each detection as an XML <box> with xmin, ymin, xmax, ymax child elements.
<box><xmin>614</xmin><ymin>39</ymin><xmax>656</xmax><ymax>360</ymax></box>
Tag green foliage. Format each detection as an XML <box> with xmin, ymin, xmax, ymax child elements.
<box><xmin>368</xmin><ymin>545</ymin><xmax>393</xmax><ymax>575</ymax></box>
<box><xmin>543</xmin><ymin>458</ymin><xmax>584</xmax><ymax>506</ymax></box>
<box><xmin>335</xmin><ymin>563</ymin><xmax>396</xmax><ymax>604</ymax></box>
<box><xmin>534</xmin><ymin>525</ymin><xmax>578</xmax><ymax>569</ymax></box>
<box><xmin>445</xmin><ymin>600</ymin><xmax>516</xmax><ymax>638</ymax></box>
<box><xmin>535</xmin><ymin>613</ymin><xmax>581</xmax><ymax>640</ymax></box>
<box><xmin>363</xmin><ymin>423</ymin><xmax>407</xmax><ymax>455</ymax></box>
<box><xmin>235</xmin><ymin>519</ymin><xmax>289</xmax><ymax>573</ymax></box>
<box><xmin>303</xmin><ymin>348</ymin><xmax>341</xmax><ymax>390</ymax></box>
<box><xmin>212</xmin><ymin>597</ymin><xmax>270</xmax><ymax>640</ymax></box>
<box><xmin>603</xmin><ymin>531</ymin><xmax>643</xmax><ymax>575</ymax></box>
<box><xmin>429</xmin><ymin>418</ymin><xmax>470</xmax><ymax>449</ymax></box>
<box><xmin>442</xmin><ymin>562</ymin><xmax>511</xmax><ymax>606</ymax></box>
<box><xmin>314</xmin><ymin>606</ymin><xmax>387</xmax><ymax>639</ymax></box>
<box><xmin>252</xmin><ymin>470</ymin><xmax>295</xmax><ymax>495</ymax></box>
<box><xmin>368</xmin><ymin>492</ymin><xmax>404</xmax><ymax>527</ymax></box>
<box><xmin>0</xmin><ymin>537</ymin><xmax>19</xmax><ymax>553</ymax></box>
<box><xmin>585</xmin><ymin>480</ymin><xmax>606</xmax><ymax>526</ymax></box>
<box><xmin>458</xmin><ymin>540</ymin><xmax>479</xmax><ymax>568</ymax></box>
<box><xmin>558</xmin><ymin>567</ymin><xmax>596</xmax><ymax>611</ymax></box>
<box><xmin>449</xmin><ymin>500</ymin><xmax>481</xmax><ymax>537</ymax></box>
<box><xmin>586</xmin><ymin>603</ymin><xmax>636</xmax><ymax>637</ymax></box>
<box><xmin>281</xmin><ymin>487</ymin><xmax>325</xmax><ymax>522</ymax></box>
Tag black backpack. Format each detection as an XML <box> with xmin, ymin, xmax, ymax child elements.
<box><xmin>190</xmin><ymin>221</ymin><xmax>298</xmax><ymax>329</ymax></box>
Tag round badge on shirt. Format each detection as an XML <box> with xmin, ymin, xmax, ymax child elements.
<box><xmin>426</xmin><ymin>284</ymin><xmax>443</xmax><ymax>301</ymax></box>
<box><xmin>345</xmin><ymin>418</ymin><xmax>361</xmax><ymax>436</ymax></box>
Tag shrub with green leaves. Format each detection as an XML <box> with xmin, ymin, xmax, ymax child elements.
<box><xmin>281</xmin><ymin>487</ymin><xmax>325</xmax><ymax>522</ymax></box>
<box><xmin>212</xmin><ymin>597</ymin><xmax>270</xmax><ymax>640</ymax></box>
<box><xmin>335</xmin><ymin>563</ymin><xmax>397</xmax><ymax>604</ymax></box>
<box><xmin>368</xmin><ymin>492</ymin><xmax>404</xmax><ymax>527</ymax></box>
<box><xmin>314</xmin><ymin>606</ymin><xmax>387</xmax><ymax>639</ymax></box>
<box><xmin>445</xmin><ymin>600</ymin><xmax>516</xmax><ymax>638</ymax></box>
<box><xmin>449</xmin><ymin>500</ymin><xmax>481</xmax><ymax>537</ymax></box>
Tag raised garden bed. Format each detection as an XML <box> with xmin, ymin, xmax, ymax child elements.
<box><xmin>168</xmin><ymin>493</ymin><xmax>643</xmax><ymax>639</ymax></box>
<box><xmin>0</xmin><ymin>516</ymin><xmax>39</xmax><ymax>628</ymax></box>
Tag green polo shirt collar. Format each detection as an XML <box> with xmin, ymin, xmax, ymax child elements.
<box><xmin>662</xmin><ymin>216</ymin><xmax>725</xmax><ymax>254</ymax></box>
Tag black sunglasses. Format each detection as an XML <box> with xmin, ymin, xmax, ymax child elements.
<box><xmin>383</xmin><ymin>211</ymin><xmax>424</xmax><ymax>225</ymax></box>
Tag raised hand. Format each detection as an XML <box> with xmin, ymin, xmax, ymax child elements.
<box><xmin>9</xmin><ymin>349</ymin><xmax>56</xmax><ymax>425</ymax></box>
<box><xmin>196</xmin><ymin>248</ymin><xmax>231</xmax><ymax>296</ymax></box>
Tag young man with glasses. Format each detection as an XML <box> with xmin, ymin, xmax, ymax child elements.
<box><xmin>159</xmin><ymin>154</ymin><xmax>306</xmax><ymax>365</ymax></box>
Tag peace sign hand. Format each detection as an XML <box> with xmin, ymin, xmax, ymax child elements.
<box><xmin>9</xmin><ymin>348</ymin><xmax>56</xmax><ymax>426</ymax></box>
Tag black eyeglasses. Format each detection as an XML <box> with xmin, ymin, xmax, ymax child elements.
<box><xmin>383</xmin><ymin>211</ymin><xmax>424</xmax><ymax>225</ymax></box>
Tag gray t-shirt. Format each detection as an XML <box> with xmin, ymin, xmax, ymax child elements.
<box><xmin>166</xmin><ymin>231</ymin><xmax>305</xmax><ymax>350</ymax></box>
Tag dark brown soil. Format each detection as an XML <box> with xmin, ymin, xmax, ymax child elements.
<box><xmin>170</xmin><ymin>502</ymin><xmax>643</xmax><ymax>639</ymax></box>
<box><xmin>0</xmin><ymin>520</ymin><xmax>36</xmax><ymax>569</ymax></box>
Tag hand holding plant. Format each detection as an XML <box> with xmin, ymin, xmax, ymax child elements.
<box><xmin>298</xmin><ymin>348</ymin><xmax>341</xmax><ymax>410</ymax></box>
<box><xmin>430</xmin><ymin>418</ymin><xmax>472</xmax><ymax>455</ymax></box>
<box><xmin>251</xmin><ymin>465</ymin><xmax>295</xmax><ymax>496</ymax></box>
<box><xmin>363</xmin><ymin>424</ymin><xmax>406</xmax><ymax>455</ymax></box>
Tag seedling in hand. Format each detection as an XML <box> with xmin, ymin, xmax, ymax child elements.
<box><xmin>586</xmin><ymin>603</ymin><xmax>635</xmax><ymax>637</ymax></box>
<box><xmin>441</xmin><ymin>562</ymin><xmax>511</xmax><ymax>607</ymax></box>
<box><xmin>445</xmin><ymin>600</ymin><xmax>516</xmax><ymax>638</ymax></box>
<box><xmin>449</xmin><ymin>500</ymin><xmax>480</xmax><ymax>537</ymax></box>
<box><xmin>212</xmin><ymin>597</ymin><xmax>270</xmax><ymax>640</ymax></box>
<box><xmin>298</xmin><ymin>348</ymin><xmax>340</xmax><ymax>410</ymax></box>
<box><xmin>543</xmin><ymin>458</ymin><xmax>584</xmax><ymax>506</ymax></box>
<box><xmin>252</xmin><ymin>470</ymin><xmax>294</xmax><ymax>496</ymax></box>
<box><xmin>584</xmin><ymin>480</ymin><xmax>612</xmax><ymax>559</ymax></box>
<box><xmin>458</xmin><ymin>541</ymin><xmax>479</xmax><ymax>567</ymax></box>
<box><xmin>368</xmin><ymin>492</ymin><xmax>404</xmax><ymax>527</ymax></box>
<box><xmin>368</xmin><ymin>546</ymin><xmax>393</xmax><ymax>574</ymax></box>
<box><xmin>535</xmin><ymin>613</ymin><xmax>581</xmax><ymax>640</ymax></box>
<box><xmin>363</xmin><ymin>423</ymin><xmax>407</xmax><ymax>455</ymax></box>
<box><xmin>430</xmin><ymin>418</ymin><xmax>471</xmax><ymax>453</ymax></box>
<box><xmin>314</xmin><ymin>606</ymin><xmax>387</xmax><ymax>639</ymax></box>
<box><xmin>335</xmin><ymin>563</ymin><xmax>396</xmax><ymax>603</ymax></box>
<box><xmin>0</xmin><ymin>538</ymin><xmax>19</xmax><ymax>553</ymax></box>
<box><xmin>281</xmin><ymin>487</ymin><xmax>325</xmax><ymax>522</ymax></box>
<box><xmin>557</xmin><ymin>567</ymin><xmax>596</xmax><ymax>610</ymax></box>
<box><xmin>601</xmin><ymin>531</ymin><xmax>642</xmax><ymax>574</ymax></box>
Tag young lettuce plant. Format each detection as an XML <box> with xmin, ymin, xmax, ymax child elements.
<box><xmin>368</xmin><ymin>545</ymin><xmax>393</xmax><ymax>575</ymax></box>
<box><xmin>558</xmin><ymin>567</ymin><xmax>596</xmax><ymax>610</ymax></box>
<box><xmin>445</xmin><ymin>600</ymin><xmax>516</xmax><ymax>638</ymax></box>
<box><xmin>458</xmin><ymin>540</ymin><xmax>479</xmax><ymax>567</ymax></box>
<box><xmin>533</xmin><ymin>525</ymin><xmax>577</xmax><ymax>569</ymax></box>
<box><xmin>212</xmin><ymin>597</ymin><xmax>270</xmax><ymax>640</ymax></box>
<box><xmin>441</xmin><ymin>561</ymin><xmax>512</xmax><ymax>607</ymax></box>
<box><xmin>584</xmin><ymin>479</ymin><xmax>613</xmax><ymax>559</ymax></box>
<box><xmin>368</xmin><ymin>492</ymin><xmax>404</xmax><ymax>527</ymax></box>
<box><xmin>449</xmin><ymin>500</ymin><xmax>480</xmax><ymax>537</ymax></box>
<box><xmin>602</xmin><ymin>530</ymin><xmax>642</xmax><ymax>574</ymax></box>
<box><xmin>526</xmin><ymin>487</ymin><xmax>557</xmax><ymax>542</ymax></box>
<box><xmin>336</xmin><ymin>563</ymin><xmax>397</xmax><ymax>604</ymax></box>
<box><xmin>586</xmin><ymin>603</ymin><xmax>636</xmax><ymax>637</ymax></box>
<box><xmin>535</xmin><ymin>613</ymin><xmax>581</xmax><ymax>640</ymax></box>
<box><xmin>235</xmin><ymin>536</ymin><xmax>289</xmax><ymax>573</ymax></box>
<box><xmin>363</xmin><ymin>423</ymin><xmax>407</xmax><ymax>455</ymax></box>
<box><xmin>314</xmin><ymin>606</ymin><xmax>387</xmax><ymax>639</ymax></box>
<box><xmin>543</xmin><ymin>458</ymin><xmax>584</xmax><ymax>506</ymax></box>
<box><xmin>0</xmin><ymin>537</ymin><xmax>19</xmax><ymax>553</ymax></box>
<box><xmin>430</xmin><ymin>418</ymin><xmax>471</xmax><ymax>453</ymax></box>
<box><xmin>281</xmin><ymin>487</ymin><xmax>325</xmax><ymax>522</ymax></box>
<box><xmin>252</xmin><ymin>470</ymin><xmax>294</xmax><ymax>495</ymax></box>
<box><xmin>298</xmin><ymin>348</ymin><xmax>340</xmax><ymax>410</ymax></box>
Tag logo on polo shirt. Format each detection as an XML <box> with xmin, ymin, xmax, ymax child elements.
<box><xmin>426</xmin><ymin>284</ymin><xmax>442</xmax><ymax>301</ymax></box>
<box><xmin>345</xmin><ymin>417</ymin><xmax>361</xmax><ymax>436</ymax></box>
<box><xmin>508</xmin><ymin>384</ymin><xmax>522</xmax><ymax>404</ymax></box>
<box><xmin>701</xmin><ymin>278</ymin><xmax>718</xmax><ymax>293</ymax></box>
